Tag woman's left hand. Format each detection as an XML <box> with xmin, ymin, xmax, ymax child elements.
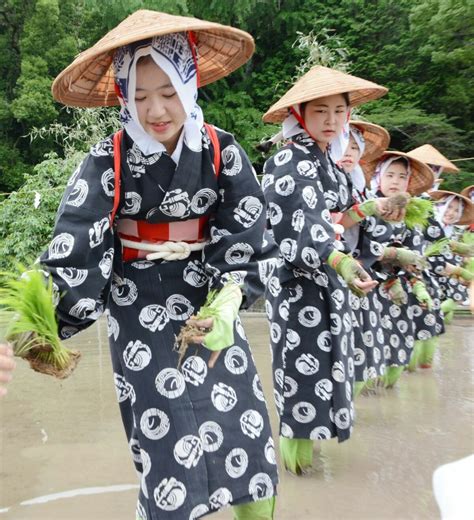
<box><xmin>185</xmin><ymin>317</ymin><xmax>221</xmax><ymax>368</ymax></box>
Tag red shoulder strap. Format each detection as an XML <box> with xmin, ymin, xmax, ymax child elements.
<box><xmin>204</xmin><ymin>123</ymin><xmax>221</xmax><ymax>177</ymax></box>
<box><xmin>110</xmin><ymin>129</ymin><xmax>124</xmax><ymax>227</ymax></box>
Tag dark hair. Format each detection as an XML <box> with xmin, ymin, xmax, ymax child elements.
<box><xmin>300</xmin><ymin>92</ymin><xmax>350</xmax><ymax>115</ymax></box>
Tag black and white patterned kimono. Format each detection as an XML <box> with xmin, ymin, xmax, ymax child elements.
<box><xmin>425</xmin><ymin>219</ymin><xmax>468</xmax><ymax>304</ymax></box>
<box><xmin>345</xmin><ymin>187</ymin><xmax>388</xmax><ymax>382</ymax></box>
<box><xmin>261</xmin><ymin>133</ymin><xmax>355</xmax><ymax>443</ymax></box>
<box><xmin>40</xmin><ymin>128</ymin><xmax>279</xmax><ymax>520</ymax></box>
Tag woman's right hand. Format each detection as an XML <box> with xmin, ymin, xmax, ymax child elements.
<box><xmin>0</xmin><ymin>343</ymin><xmax>15</xmax><ymax>397</ymax></box>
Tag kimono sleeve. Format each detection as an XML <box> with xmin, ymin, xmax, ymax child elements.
<box><xmin>39</xmin><ymin>142</ymin><xmax>117</xmax><ymax>339</ymax></box>
<box><xmin>261</xmin><ymin>145</ymin><xmax>338</xmax><ymax>274</ymax></box>
<box><xmin>202</xmin><ymin>131</ymin><xmax>278</xmax><ymax>308</ymax></box>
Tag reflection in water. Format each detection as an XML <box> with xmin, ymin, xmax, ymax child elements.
<box><xmin>0</xmin><ymin>316</ymin><xmax>472</xmax><ymax>519</ymax></box>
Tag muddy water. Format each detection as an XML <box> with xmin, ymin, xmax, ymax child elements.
<box><xmin>1</xmin><ymin>315</ymin><xmax>472</xmax><ymax>519</ymax></box>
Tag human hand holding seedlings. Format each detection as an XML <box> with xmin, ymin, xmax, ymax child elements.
<box><xmin>176</xmin><ymin>283</ymin><xmax>242</xmax><ymax>368</ymax></box>
<box><xmin>444</xmin><ymin>263</ymin><xmax>473</xmax><ymax>286</ymax></box>
<box><xmin>0</xmin><ymin>343</ymin><xmax>16</xmax><ymax>397</ymax></box>
<box><xmin>382</xmin><ymin>247</ymin><xmax>428</xmax><ymax>272</ymax></box>
<box><xmin>411</xmin><ymin>279</ymin><xmax>433</xmax><ymax>310</ymax></box>
<box><xmin>327</xmin><ymin>251</ymin><xmax>378</xmax><ymax>297</ymax></box>
<box><xmin>383</xmin><ymin>278</ymin><xmax>406</xmax><ymax>306</ymax></box>
<box><xmin>341</xmin><ymin>193</ymin><xmax>409</xmax><ymax>229</ymax></box>
<box><xmin>449</xmin><ymin>240</ymin><xmax>474</xmax><ymax>257</ymax></box>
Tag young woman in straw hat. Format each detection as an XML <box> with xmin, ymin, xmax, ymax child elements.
<box><xmin>4</xmin><ymin>10</ymin><xmax>279</xmax><ymax>520</ymax></box>
<box><xmin>423</xmin><ymin>190</ymin><xmax>473</xmax><ymax>327</ymax></box>
<box><xmin>335</xmin><ymin>121</ymin><xmax>394</xmax><ymax>395</ymax></box>
<box><xmin>260</xmin><ymin>65</ymin><xmax>397</xmax><ymax>474</ymax></box>
<box><xmin>364</xmin><ymin>151</ymin><xmax>442</xmax><ymax>383</ymax></box>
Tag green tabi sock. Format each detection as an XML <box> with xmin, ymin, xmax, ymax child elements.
<box><xmin>441</xmin><ymin>299</ymin><xmax>456</xmax><ymax>324</ymax></box>
<box><xmin>382</xmin><ymin>365</ymin><xmax>405</xmax><ymax>388</ymax></box>
<box><xmin>407</xmin><ymin>340</ymin><xmax>423</xmax><ymax>372</ymax></box>
<box><xmin>419</xmin><ymin>337</ymin><xmax>438</xmax><ymax>367</ymax></box>
<box><xmin>354</xmin><ymin>381</ymin><xmax>366</xmax><ymax>397</ymax></box>
<box><xmin>233</xmin><ymin>497</ymin><xmax>276</xmax><ymax>520</ymax></box>
<box><xmin>279</xmin><ymin>437</ymin><xmax>313</xmax><ymax>474</ymax></box>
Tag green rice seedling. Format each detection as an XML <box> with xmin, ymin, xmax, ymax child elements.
<box><xmin>0</xmin><ymin>267</ymin><xmax>80</xmax><ymax>379</ymax></box>
<box><xmin>424</xmin><ymin>238</ymin><xmax>451</xmax><ymax>258</ymax></box>
<box><xmin>404</xmin><ymin>198</ymin><xmax>433</xmax><ymax>230</ymax></box>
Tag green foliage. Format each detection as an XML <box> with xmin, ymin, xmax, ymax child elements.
<box><xmin>404</xmin><ymin>198</ymin><xmax>433</xmax><ymax>229</ymax></box>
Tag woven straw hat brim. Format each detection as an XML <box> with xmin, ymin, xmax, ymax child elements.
<box><xmin>262</xmin><ymin>66</ymin><xmax>388</xmax><ymax>123</ymax></box>
<box><xmin>52</xmin><ymin>10</ymin><xmax>255</xmax><ymax>107</ymax></box>
<box><xmin>349</xmin><ymin>120</ymin><xmax>390</xmax><ymax>163</ymax></box>
<box><xmin>460</xmin><ymin>185</ymin><xmax>474</xmax><ymax>199</ymax></box>
<box><xmin>407</xmin><ymin>144</ymin><xmax>459</xmax><ymax>173</ymax></box>
<box><xmin>363</xmin><ymin>151</ymin><xmax>434</xmax><ymax>196</ymax></box>
<box><xmin>428</xmin><ymin>190</ymin><xmax>474</xmax><ymax>225</ymax></box>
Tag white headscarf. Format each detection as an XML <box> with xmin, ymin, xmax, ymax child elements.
<box><xmin>370</xmin><ymin>156</ymin><xmax>412</xmax><ymax>194</ymax></box>
<box><xmin>112</xmin><ymin>32</ymin><xmax>203</xmax><ymax>157</ymax></box>
<box><xmin>282</xmin><ymin>107</ymin><xmax>305</xmax><ymax>139</ymax></box>
<box><xmin>434</xmin><ymin>195</ymin><xmax>464</xmax><ymax>237</ymax></box>
<box><xmin>346</xmin><ymin>125</ymin><xmax>366</xmax><ymax>192</ymax></box>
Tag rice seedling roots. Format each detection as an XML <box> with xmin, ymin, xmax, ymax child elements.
<box><xmin>24</xmin><ymin>347</ymin><xmax>81</xmax><ymax>379</ymax></box>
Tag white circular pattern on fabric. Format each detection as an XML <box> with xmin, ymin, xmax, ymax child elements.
<box><xmin>112</xmin><ymin>278</ymin><xmax>138</xmax><ymax>306</ymax></box>
<box><xmin>123</xmin><ymin>340</ymin><xmax>152</xmax><ymax>371</ymax></box>
<box><xmin>331</xmin><ymin>289</ymin><xmax>345</xmax><ymax>310</ymax></box>
<box><xmin>273</xmin><ymin>149</ymin><xmax>293</xmax><ymax>166</ymax></box>
<box><xmin>275</xmin><ymin>175</ymin><xmax>296</xmax><ymax>196</ymax></box>
<box><xmin>140</xmin><ymin>408</ymin><xmax>170</xmax><ymax>440</ymax></box>
<box><xmin>265</xmin><ymin>437</ymin><xmax>277</xmax><ymax>465</ymax></box>
<box><xmin>249</xmin><ymin>473</ymin><xmax>274</xmax><ymax>501</ymax></box>
<box><xmin>330</xmin><ymin>313</ymin><xmax>342</xmax><ymax>335</ymax></box>
<box><xmin>278</xmin><ymin>300</ymin><xmax>290</xmax><ymax>321</ymax></box>
<box><xmin>114</xmin><ymin>373</ymin><xmax>133</xmax><ymax>403</ymax></box>
<box><xmin>211</xmin><ymin>382</ymin><xmax>238</xmax><ymax>412</ymax></box>
<box><xmin>317</xmin><ymin>330</ymin><xmax>332</xmax><ymax>352</ymax></box>
<box><xmin>224</xmin><ymin>242</ymin><xmax>254</xmax><ymax>265</ymax></box>
<box><xmin>225</xmin><ymin>447</ymin><xmax>249</xmax><ymax>478</ymax></box>
<box><xmin>253</xmin><ymin>374</ymin><xmax>265</xmax><ymax>402</ymax></box>
<box><xmin>285</xmin><ymin>329</ymin><xmax>301</xmax><ymax>350</ymax></box>
<box><xmin>199</xmin><ymin>421</ymin><xmax>223</xmax><ymax>453</ymax></box>
<box><xmin>280</xmin><ymin>238</ymin><xmax>298</xmax><ymax>262</ymax></box>
<box><xmin>354</xmin><ymin>347</ymin><xmax>366</xmax><ymax>366</ymax></box>
<box><xmin>181</xmin><ymin>356</ymin><xmax>208</xmax><ymax>386</ymax></box>
<box><xmin>49</xmin><ymin>233</ymin><xmax>74</xmax><ymax>260</ymax></box>
<box><xmin>174</xmin><ymin>435</ymin><xmax>203</xmax><ymax>469</ymax></box>
<box><xmin>310</xmin><ymin>426</ymin><xmax>332</xmax><ymax>440</ymax></box>
<box><xmin>100</xmin><ymin>168</ymin><xmax>115</xmax><ymax>196</ymax></box>
<box><xmin>315</xmin><ymin>379</ymin><xmax>333</xmax><ymax>401</ymax></box>
<box><xmin>69</xmin><ymin>298</ymin><xmax>97</xmax><ymax>320</ymax></box>
<box><xmin>222</xmin><ymin>144</ymin><xmax>243</xmax><ymax>176</ymax></box>
<box><xmin>292</xmin><ymin>401</ymin><xmax>316</xmax><ymax>423</ymax></box>
<box><xmin>270</xmin><ymin>322</ymin><xmax>282</xmax><ymax>344</ymax></box>
<box><xmin>139</xmin><ymin>304</ymin><xmax>170</xmax><ymax>332</ymax></box>
<box><xmin>334</xmin><ymin>407</ymin><xmax>351</xmax><ymax>429</ymax></box>
<box><xmin>296</xmin><ymin>160</ymin><xmax>318</xmax><ymax>178</ymax></box>
<box><xmin>155</xmin><ymin>368</ymin><xmax>186</xmax><ymax>399</ymax></box>
<box><xmin>311</xmin><ymin>224</ymin><xmax>330</xmax><ymax>243</ymax></box>
<box><xmin>389</xmin><ymin>304</ymin><xmax>401</xmax><ymax>318</ymax></box>
<box><xmin>154</xmin><ymin>477</ymin><xmax>186</xmax><ymax>511</ymax></box>
<box><xmin>191</xmin><ymin>188</ymin><xmax>218</xmax><ymax>214</ymax></box>
<box><xmin>209</xmin><ymin>488</ymin><xmax>233</xmax><ymax>509</ymax></box>
<box><xmin>183</xmin><ymin>260</ymin><xmax>208</xmax><ymax>287</ymax></box>
<box><xmin>397</xmin><ymin>320</ymin><xmax>409</xmax><ymax>334</ymax></box>
<box><xmin>234</xmin><ymin>196</ymin><xmax>263</xmax><ymax>228</ymax></box>
<box><xmin>291</xmin><ymin>209</ymin><xmax>305</xmax><ymax>232</ymax></box>
<box><xmin>166</xmin><ymin>294</ymin><xmax>194</xmax><ymax>320</ymax></box>
<box><xmin>261</xmin><ymin>173</ymin><xmax>274</xmax><ymax>191</ymax></box>
<box><xmin>280</xmin><ymin>422</ymin><xmax>294</xmax><ymax>438</ymax></box>
<box><xmin>121</xmin><ymin>192</ymin><xmax>142</xmax><ymax>215</ymax></box>
<box><xmin>288</xmin><ymin>284</ymin><xmax>303</xmax><ymax>302</ymax></box>
<box><xmin>99</xmin><ymin>248</ymin><xmax>114</xmax><ymax>279</ymax></box>
<box><xmin>267</xmin><ymin>276</ymin><xmax>281</xmax><ymax>297</ymax></box>
<box><xmin>268</xmin><ymin>202</ymin><xmax>283</xmax><ymax>226</ymax></box>
<box><xmin>295</xmin><ymin>353</ymin><xmax>320</xmax><ymax>375</ymax></box>
<box><xmin>363</xmin><ymin>330</ymin><xmax>374</xmax><ymax>348</ymax></box>
<box><xmin>57</xmin><ymin>267</ymin><xmax>88</xmax><ymax>288</ymax></box>
<box><xmin>189</xmin><ymin>504</ymin><xmax>210</xmax><ymax>520</ymax></box>
<box><xmin>106</xmin><ymin>313</ymin><xmax>120</xmax><ymax>341</ymax></box>
<box><xmin>302</xmin><ymin>247</ymin><xmax>320</xmax><ymax>268</ymax></box>
<box><xmin>67</xmin><ymin>179</ymin><xmax>89</xmax><ymax>207</ymax></box>
<box><xmin>298</xmin><ymin>306</ymin><xmax>321</xmax><ymax>327</ymax></box>
<box><xmin>224</xmin><ymin>346</ymin><xmax>248</xmax><ymax>375</ymax></box>
<box><xmin>283</xmin><ymin>375</ymin><xmax>298</xmax><ymax>398</ymax></box>
<box><xmin>302</xmin><ymin>185</ymin><xmax>317</xmax><ymax>208</ymax></box>
<box><xmin>240</xmin><ymin>410</ymin><xmax>264</xmax><ymax>439</ymax></box>
<box><xmin>159</xmin><ymin>189</ymin><xmax>191</xmax><ymax>218</ymax></box>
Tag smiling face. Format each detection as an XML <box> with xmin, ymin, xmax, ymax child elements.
<box><xmin>135</xmin><ymin>56</ymin><xmax>187</xmax><ymax>154</ymax></box>
<box><xmin>340</xmin><ymin>135</ymin><xmax>362</xmax><ymax>173</ymax></box>
<box><xmin>443</xmin><ymin>197</ymin><xmax>462</xmax><ymax>225</ymax></box>
<box><xmin>379</xmin><ymin>159</ymin><xmax>410</xmax><ymax>196</ymax></box>
<box><xmin>302</xmin><ymin>94</ymin><xmax>348</xmax><ymax>150</ymax></box>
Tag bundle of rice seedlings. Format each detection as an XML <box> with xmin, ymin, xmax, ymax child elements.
<box><xmin>0</xmin><ymin>267</ymin><xmax>80</xmax><ymax>379</ymax></box>
<box><xmin>404</xmin><ymin>198</ymin><xmax>433</xmax><ymax>229</ymax></box>
<box><xmin>175</xmin><ymin>283</ymin><xmax>241</xmax><ymax>368</ymax></box>
<box><xmin>462</xmin><ymin>231</ymin><xmax>474</xmax><ymax>246</ymax></box>
<box><xmin>424</xmin><ymin>238</ymin><xmax>451</xmax><ymax>258</ymax></box>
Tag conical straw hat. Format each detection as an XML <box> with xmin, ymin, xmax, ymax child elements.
<box><xmin>460</xmin><ymin>185</ymin><xmax>474</xmax><ymax>199</ymax></box>
<box><xmin>262</xmin><ymin>66</ymin><xmax>388</xmax><ymax>123</ymax></box>
<box><xmin>349</xmin><ymin>120</ymin><xmax>390</xmax><ymax>163</ymax></box>
<box><xmin>428</xmin><ymin>190</ymin><xmax>473</xmax><ymax>225</ymax></box>
<box><xmin>364</xmin><ymin>151</ymin><xmax>434</xmax><ymax>196</ymax></box>
<box><xmin>52</xmin><ymin>10</ymin><xmax>255</xmax><ymax>107</ymax></box>
<box><xmin>407</xmin><ymin>144</ymin><xmax>459</xmax><ymax>173</ymax></box>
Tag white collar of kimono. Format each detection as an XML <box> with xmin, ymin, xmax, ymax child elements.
<box><xmin>370</xmin><ymin>156</ymin><xmax>412</xmax><ymax>193</ymax></box>
<box><xmin>113</xmin><ymin>33</ymin><xmax>204</xmax><ymax>157</ymax></box>
<box><xmin>434</xmin><ymin>194</ymin><xmax>464</xmax><ymax>236</ymax></box>
<box><xmin>348</xmin><ymin>126</ymin><xmax>366</xmax><ymax>192</ymax></box>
